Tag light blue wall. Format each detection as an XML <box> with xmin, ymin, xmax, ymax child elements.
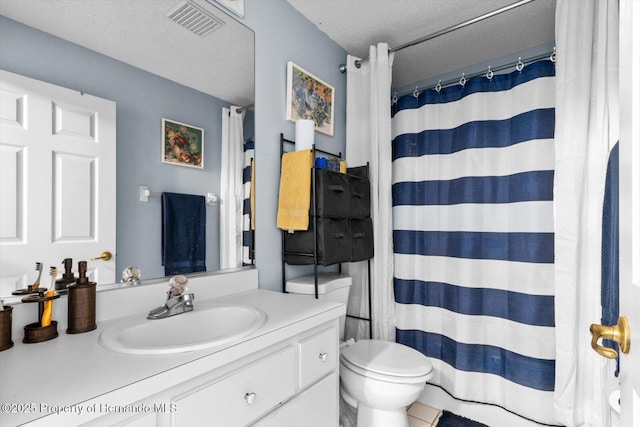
<box><xmin>0</xmin><ymin>15</ymin><xmax>253</xmax><ymax>278</ymax></box>
<box><xmin>242</xmin><ymin>0</ymin><xmax>348</xmax><ymax>291</ymax></box>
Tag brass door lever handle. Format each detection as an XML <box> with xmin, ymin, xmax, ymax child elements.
<box><xmin>91</xmin><ymin>251</ymin><xmax>113</xmax><ymax>261</ymax></box>
<box><xmin>589</xmin><ymin>316</ymin><xmax>631</xmax><ymax>359</ymax></box>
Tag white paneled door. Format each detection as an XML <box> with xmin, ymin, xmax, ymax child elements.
<box><xmin>0</xmin><ymin>70</ymin><xmax>116</xmax><ymax>295</ymax></box>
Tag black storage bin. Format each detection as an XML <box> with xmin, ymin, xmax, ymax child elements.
<box><xmin>314</xmin><ymin>169</ymin><xmax>350</xmax><ymax>218</ymax></box>
<box><xmin>349</xmin><ymin>174</ymin><xmax>371</xmax><ymax>218</ymax></box>
<box><xmin>284</xmin><ymin>218</ymin><xmax>351</xmax><ymax>265</ymax></box>
<box><xmin>350</xmin><ymin>218</ymin><xmax>374</xmax><ymax>261</ymax></box>
<box><xmin>347</xmin><ymin>166</ymin><xmax>368</xmax><ymax>179</ymax></box>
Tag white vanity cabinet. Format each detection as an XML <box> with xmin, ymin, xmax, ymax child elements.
<box><xmin>83</xmin><ymin>323</ymin><xmax>339</xmax><ymax>427</ymax></box>
<box><xmin>1</xmin><ymin>282</ymin><xmax>344</xmax><ymax>427</ymax></box>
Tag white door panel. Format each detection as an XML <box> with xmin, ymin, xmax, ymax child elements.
<box><xmin>0</xmin><ymin>70</ymin><xmax>116</xmax><ymax>294</ymax></box>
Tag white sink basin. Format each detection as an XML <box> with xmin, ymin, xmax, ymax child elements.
<box><xmin>99</xmin><ymin>303</ymin><xmax>267</xmax><ymax>355</ymax></box>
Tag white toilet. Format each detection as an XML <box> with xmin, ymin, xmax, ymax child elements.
<box><xmin>286</xmin><ymin>273</ymin><xmax>433</xmax><ymax>427</ymax></box>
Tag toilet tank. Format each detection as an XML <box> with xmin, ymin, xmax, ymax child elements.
<box><xmin>286</xmin><ymin>273</ymin><xmax>352</xmax><ymax>339</ymax></box>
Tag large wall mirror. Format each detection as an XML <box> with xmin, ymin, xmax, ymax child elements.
<box><xmin>0</xmin><ymin>0</ymin><xmax>255</xmax><ymax>297</ymax></box>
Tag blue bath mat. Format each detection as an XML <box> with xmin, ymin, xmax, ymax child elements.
<box><xmin>437</xmin><ymin>410</ymin><xmax>488</xmax><ymax>427</ymax></box>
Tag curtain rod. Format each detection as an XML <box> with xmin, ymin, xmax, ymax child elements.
<box><xmin>338</xmin><ymin>0</ymin><xmax>537</xmax><ymax>73</ymax></box>
<box><xmin>236</xmin><ymin>103</ymin><xmax>254</xmax><ymax>113</ymax></box>
<box><xmin>393</xmin><ymin>48</ymin><xmax>556</xmax><ymax>99</ymax></box>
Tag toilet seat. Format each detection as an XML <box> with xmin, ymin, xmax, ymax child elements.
<box><xmin>340</xmin><ymin>340</ymin><xmax>432</xmax><ymax>384</ymax></box>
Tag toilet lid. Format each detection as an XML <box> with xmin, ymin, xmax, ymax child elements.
<box><xmin>341</xmin><ymin>340</ymin><xmax>432</xmax><ymax>378</ymax></box>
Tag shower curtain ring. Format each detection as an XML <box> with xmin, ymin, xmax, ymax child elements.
<box><xmin>550</xmin><ymin>47</ymin><xmax>557</xmax><ymax>63</ymax></box>
<box><xmin>435</xmin><ymin>80</ymin><xmax>442</xmax><ymax>93</ymax></box>
<box><xmin>391</xmin><ymin>92</ymin><xmax>398</xmax><ymax>105</ymax></box>
<box><xmin>413</xmin><ymin>86</ymin><xmax>420</xmax><ymax>98</ymax></box>
<box><xmin>486</xmin><ymin>66</ymin><xmax>494</xmax><ymax>80</ymax></box>
<box><xmin>459</xmin><ymin>73</ymin><xmax>466</xmax><ymax>87</ymax></box>
<box><xmin>516</xmin><ymin>57</ymin><xmax>524</xmax><ymax>72</ymax></box>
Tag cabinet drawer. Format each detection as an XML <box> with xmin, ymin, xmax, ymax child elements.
<box><xmin>171</xmin><ymin>346</ymin><xmax>296</xmax><ymax>427</ymax></box>
<box><xmin>252</xmin><ymin>373</ymin><xmax>338</xmax><ymax>427</ymax></box>
<box><xmin>298</xmin><ymin>327</ymin><xmax>337</xmax><ymax>389</ymax></box>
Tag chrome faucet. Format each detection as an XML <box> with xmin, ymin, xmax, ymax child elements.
<box><xmin>147</xmin><ymin>292</ymin><xmax>195</xmax><ymax>319</ymax></box>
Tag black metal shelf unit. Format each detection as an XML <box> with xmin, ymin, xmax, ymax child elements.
<box><xmin>279</xmin><ymin>133</ymin><xmax>373</xmax><ymax>338</ymax></box>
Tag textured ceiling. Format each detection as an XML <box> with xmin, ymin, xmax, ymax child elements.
<box><xmin>0</xmin><ymin>0</ymin><xmax>255</xmax><ymax>106</ymax></box>
<box><xmin>286</xmin><ymin>0</ymin><xmax>556</xmax><ymax>90</ymax></box>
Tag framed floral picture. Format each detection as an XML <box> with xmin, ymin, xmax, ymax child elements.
<box><xmin>162</xmin><ymin>118</ymin><xmax>204</xmax><ymax>169</ymax></box>
<box><xmin>286</xmin><ymin>62</ymin><xmax>334</xmax><ymax>136</ymax></box>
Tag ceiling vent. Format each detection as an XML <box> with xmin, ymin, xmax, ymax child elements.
<box><xmin>167</xmin><ymin>0</ymin><xmax>224</xmax><ymax>37</ymax></box>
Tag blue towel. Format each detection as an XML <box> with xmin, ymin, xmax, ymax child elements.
<box><xmin>601</xmin><ymin>142</ymin><xmax>619</xmax><ymax>375</ymax></box>
<box><xmin>162</xmin><ymin>192</ymin><xmax>206</xmax><ymax>276</ymax></box>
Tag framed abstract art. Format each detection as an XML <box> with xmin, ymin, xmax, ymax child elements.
<box><xmin>286</xmin><ymin>62</ymin><xmax>334</xmax><ymax>136</ymax></box>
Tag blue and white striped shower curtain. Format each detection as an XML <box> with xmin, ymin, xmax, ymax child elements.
<box><xmin>391</xmin><ymin>60</ymin><xmax>557</xmax><ymax>424</ymax></box>
<box><xmin>242</xmin><ymin>138</ymin><xmax>254</xmax><ymax>265</ymax></box>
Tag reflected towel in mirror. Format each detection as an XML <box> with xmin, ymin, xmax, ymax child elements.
<box><xmin>161</xmin><ymin>192</ymin><xmax>206</xmax><ymax>276</ymax></box>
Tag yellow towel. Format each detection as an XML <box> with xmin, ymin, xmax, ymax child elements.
<box><xmin>277</xmin><ymin>149</ymin><xmax>312</xmax><ymax>231</ymax></box>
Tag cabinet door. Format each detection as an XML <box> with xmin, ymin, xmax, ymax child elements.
<box><xmin>298</xmin><ymin>327</ymin><xmax>337</xmax><ymax>389</ymax></box>
<box><xmin>252</xmin><ymin>373</ymin><xmax>338</xmax><ymax>427</ymax></box>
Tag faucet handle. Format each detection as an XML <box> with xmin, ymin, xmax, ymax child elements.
<box><xmin>169</xmin><ymin>275</ymin><xmax>189</xmax><ymax>297</ymax></box>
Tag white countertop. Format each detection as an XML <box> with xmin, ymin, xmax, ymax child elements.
<box><xmin>0</xmin><ymin>289</ymin><xmax>344</xmax><ymax>426</ymax></box>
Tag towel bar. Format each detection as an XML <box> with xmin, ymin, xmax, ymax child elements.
<box><xmin>139</xmin><ymin>185</ymin><xmax>218</xmax><ymax>206</ymax></box>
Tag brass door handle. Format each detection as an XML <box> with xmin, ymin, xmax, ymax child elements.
<box><xmin>589</xmin><ymin>316</ymin><xmax>631</xmax><ymax>359</ymax></box>
<box><xmin>91</xmin><ymin>251</ymin><xmax>113</xmax><ymax>261</ymax></box>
